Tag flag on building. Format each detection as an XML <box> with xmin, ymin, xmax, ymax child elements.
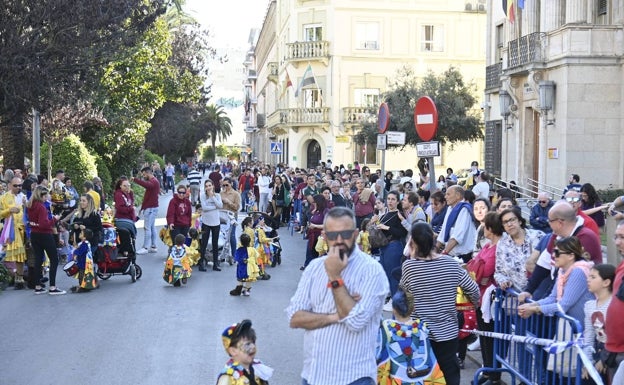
<box><xmin>295</xmin><ymin>64</ymin><xmax>317</xmax><ymax>97</ymax></box>
<box><xmin>503</xmin><ymin>0</ymin><xmax>515</xmax><ymax>23</ymax></box>
<box><xmin>518</xmin><ymin>0</ymin><xmax>525</xmax><ymax>9</ymax></box>
<box><xmin>280</xmin><ymin>69</ymin><xmax>293</xmax><ymax>98</ymax></box>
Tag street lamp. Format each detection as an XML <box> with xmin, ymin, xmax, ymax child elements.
<box><xmin>539</xmin><ymin>80</ymin><xmax>556</xmax><ymax>125</ymax></box>
<box><xmin>499</xmin><ymin>90</ymin><xmax>514</xmax><ymax>129</ymax></box>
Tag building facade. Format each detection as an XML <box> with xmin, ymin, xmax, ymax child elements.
<box><xmin>244</xmin><ymin>0</ymin><xmax>487</xmax><ymax>174</ymax></box>
<box><xmin>484</xmin><ymin>0</ymin><xmax>624</xmax><ymax>190</ymax></box>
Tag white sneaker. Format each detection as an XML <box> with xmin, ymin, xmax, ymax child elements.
<box><xmin>136</xmin><ymin>248</ymin><xmax>149</xmax><ymax>255</ymax></box>
<box><xmin>148</xmin><ymin>247</ymin><xmax>158</xmax><ymax>253</ymax></box>
<box><xmin>468</xmin><ymin>339</ymin><xmax>481</xmax><ymax>351</ymax></box>
<box><xmin>383</xmin><ymin>299</ymin><xmax>393</xmax><ymax>312</ymax></box>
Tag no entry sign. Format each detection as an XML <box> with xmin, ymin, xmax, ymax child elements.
<box><xmin>414</xmin><ymin>96</ymin><xmax>438</xmax><ymax>142</ymax></box>
<box><xmin>378</xmin><ymin>102</ymin><xmax>390</xmax><ymax>134</ymax></box>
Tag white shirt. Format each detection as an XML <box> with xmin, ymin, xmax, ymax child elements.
<box><xmin>472</xmin><ymin>181</ymin><xmax>490</xmax><ymax>200</ymax></box>
<box><xmin>258</xmin><ymin>175</ymin><xmax>271</xmax><ymax>194</ymax></box>
<box><xmin>437</xmin><ymin>202</ymin><xmax>477</xmax><ymax>256</ymax></box>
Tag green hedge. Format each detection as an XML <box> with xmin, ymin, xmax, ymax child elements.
<box><xmin>41</xmin><ymin>134</ymin><xmax>97</xmax><ymax>189</ymax></box>
<box><xmin>597</xmin><ymin>189</ymin><xmax>624</xmax><ymax>204</ymax></box>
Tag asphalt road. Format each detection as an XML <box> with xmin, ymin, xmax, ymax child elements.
<box><xmin>0</xmin><ymin>186</ymin><xmax>485</xmax><ymax>385</ymax></box>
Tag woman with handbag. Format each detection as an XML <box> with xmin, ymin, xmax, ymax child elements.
<box><xmin>270</xmin><ymin>175</ymin><xmax>285</xmax><ymax>223</ymax></box>
<box><xmin>300</xmin><ymin>194</ymin><xmax>329</xmax><ymax>271</ymax></box>
<box><xmin>372</xmin><ymin>191</ymin><xmax>407</xmax><ymax>311</ymax></box>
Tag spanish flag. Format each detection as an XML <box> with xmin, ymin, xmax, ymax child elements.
<box><xmin>503</xmin><ymin>0</ymin><xmax>515</xmax><ymax>23</ymax></box>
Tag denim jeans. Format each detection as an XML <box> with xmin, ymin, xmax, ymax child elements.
<box><xmin>229</xmin><ymin>223</ymin><xmax>237</xmax><ymax>258</ymax></box>
<box><xmin>302</xmin><ymin>377</ymin><xmax>374</xmax><ymax>385</ymax></box>
<box><xmin>380</xmin><ymin>239</ymin><xmax>404</xmax><ymax>295</ymax></box>
<box><xmin>142</xmin><ymin>207</ymin><xmax>158</xmax><ymax>249</ymax></box>
<box><xmin>259</xmin><ymin>193</ymin><xmax>269</xmax><ymax>213</ymax></box>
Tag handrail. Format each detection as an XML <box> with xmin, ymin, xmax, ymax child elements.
<box><xmin>492</xmin><ymin>177</ymin><xmax>536</xmax><ymax>200</ymax></box>
<box><xmin>526</xmin><ymin>178</ymin><xmax>564</xmax><ymax>199</ymax></box>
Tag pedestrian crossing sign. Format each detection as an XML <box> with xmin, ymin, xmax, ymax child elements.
<box><xmin>270</xmin><ymin>142</ymin><xmax>283</xmax><ymax>155</ymax></box>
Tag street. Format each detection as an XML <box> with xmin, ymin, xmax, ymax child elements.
<box><xmin>0</xmin><ymin>189</ymin><xmax>483</xmax><ymax>385</ymax></box>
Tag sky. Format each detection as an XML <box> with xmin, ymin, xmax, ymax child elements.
<box><xmin>183</xmin><ymin>0</ymin><xmax>269</xmax><ymax>49</ymax></box>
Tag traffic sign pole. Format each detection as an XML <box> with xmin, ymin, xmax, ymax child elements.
<box><xmin>414</xmin><ymin>97</ymin><xmax>439</xmax><ymax>192</ymax></box>
<box><xmin>378</xmin><ymin>103</ymin><xmax>390</xmax><ymax>198</ymax></box>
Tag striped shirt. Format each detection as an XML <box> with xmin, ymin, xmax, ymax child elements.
<box><xmin>187</xmin><ymin>170</ymin><xmax>202</xmax><ymax>186</ymax></box>
<box><xmin>400</xmin><ymin>256</ymin><xmax>480</xmax><ymax>342</ymax></box>
<box><xmin>286</xmin><ymin>248</ymin><xmax>389</xmax><ymax>385</ymax></box>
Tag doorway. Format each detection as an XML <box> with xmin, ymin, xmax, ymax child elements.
<box><xmin>306</xmin><ymin>140</ymin><xmax>321</xmax><ymax>169</ymax></box>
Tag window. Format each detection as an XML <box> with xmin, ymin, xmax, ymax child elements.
<box><xmin>304</xmin><ymin>24</ymin><xmax>322</xmax><ymax>41</ymax></box>
<box><xmin>496</xmin><ymin>24</ymin><xmax>504</xmax><ymax>62</ymax></box>
<box><xmin>354</xmin><ymin>88</ymin><xmax>380</xmax><ymax>108</ymax></box>
<box><xmin>420</xmin><ymin>24</ymin><xmax>444</xmax><ymax>52</ymax></box>
<box><xmin>356</xmin><ymin>22</ymin><xmax>380</xmax><ymax>50</ymax></box>
<box><xmin>354</xmin><ymin>142</ymin><xmax>378</xmax><ymax>165</ymax></box>
<box><xmin>598</xmin><ymin>0</ymin><xmax>607</xmax><ymax>15</ymax></box>
<box><xmin>303</xmin><ymin>89</ymin><xmax>323</xmax><ymax>108</ymax></box>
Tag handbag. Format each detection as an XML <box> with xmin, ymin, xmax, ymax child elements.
<box><xmin>367</xmin><ymin>212</ymin><xmax>394</xmax><ymax>249</ymax></box>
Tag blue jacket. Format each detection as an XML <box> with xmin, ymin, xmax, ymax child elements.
<box><xmin>530</xmin><ymin>201</ymin><xmax>553</xmax><ymax>233</ymax></box>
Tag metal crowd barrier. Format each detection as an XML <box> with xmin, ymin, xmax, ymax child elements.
<box><xmin>472</xmin><ymin>288</ymin><xmax>588</xmax><ymax>385</ymax></box>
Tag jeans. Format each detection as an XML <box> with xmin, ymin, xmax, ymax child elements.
<box><xmin>189</xmin><ymin>185</ymin><xmax>200</xmax><ymax>204</ymax></box>
<box><xmin>302</xmin><ymin>377</ymin><xmax>374</xmax><ymax>385</ymax></box>
<box><xmin>242</xmin><ymin>189</ymin><xmax>251</xmax><ymax>210</ymax></box>
<box><xmin>30</xmin><ymin>233</ymin><xmax>59</xmax><ymax>287</ymax></box>
<box><xmin>142</xmin><ymin>207</ymin><xmax>158</xmax><ymax>249</ymax></box>
<box><xmin>259</xmin><ymin>193</ymin><xmax>269</xmax><ymax>213</ymax></box>
<box><xmin>229</xmin><ymin>223</ymin><xmax>237</xmax><ymax>258</ymax></box>
<box><xmin>431</xmin><ymin>338</ymin><xmax>460</xmax><ymax>385</ymax></box>
<box><xmin>380</xmin><ymin>240</ymin><xmax>404</xmax><ymax>295</ymax></box>
<box><xmin>165</xmin><ymin>176</ymin><xmax>173</xmax><ymax>192</ymax></box>
<box><xmin>200</xmin><ymin>224</ymin><xmax>220</xmax><ymax>265</ymax></box>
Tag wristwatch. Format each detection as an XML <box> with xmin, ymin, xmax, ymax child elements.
<box><xmin>327</xmin><ymin>279</ymin><xmax>344</xmax><ymax>289</ymax></box>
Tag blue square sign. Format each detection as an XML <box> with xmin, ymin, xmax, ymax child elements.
<box><xmin>270</xmin><ymin>142</ymin><xmax>282</xmax><ymax>155</ymax></box>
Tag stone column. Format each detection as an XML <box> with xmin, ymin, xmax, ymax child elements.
<box><xmin>566</xmin><ymin>0</ymin><xmax>587</xmax><ymax>24</ymax></box>
<box><xmin>523</xmin><ymin>0</ymin><xmax>540</xmax><ymax>34</ymax></box>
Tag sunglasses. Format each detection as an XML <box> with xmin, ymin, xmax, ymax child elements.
<box><xmin>177</xmin><ymin>191</ymin><xmax>186</xmax><ymax>194</ymax></box>
<box><xmin>539</xmin><ymin>200</ymin><xmax>548</xmax><ymax>204</ymax></box>
<box><xmin>565</xmin><ymin>197</ymin><xmax>580</xmax><ymax>203</ymax></box>
<box><xmin>553</xmin><ymin>249</ymin><xmax>571</xmax><ymax>257</ymax></box>
<box><xmin>13</xmin><ymin>184</ymin><xmax>22</xmax><ymax>188</ymax></box>
<box><xmin>222</xmin><ymin>184</ymin><xmax>230</xmax><ymax>187</ymax></box>
<box><xmin>325</xmin><ymin>229</ymin><xmax>357</xmax><ymax>241</ymax></box>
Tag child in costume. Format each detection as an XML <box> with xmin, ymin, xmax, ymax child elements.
<box><xmin>185</xmin><ymin>227</ymin><xmax>200</xmax><ymax>266</ymax></box>
<box><xmin>376</xmin><ymin>287</ymin><xmax>439</xmax><ymax>385</ymax></box>
<box><xmin>240</xmin><ymin>217</ymin><xmax>255</xmax><ymax>245</ymax></box>
<box><xmin>163</xmin><ymin>234</ymin><xmax>192</xmax><ymax>287</ymax></box>
<box><xmin>70</xmin><ymin>228</ymin><xmax>97</xmax><ymax>293</ymax></box>
<box><xmin>253</xmin><ymin>216</ymin><xmax>275</xmax><ymax>280</ymax></box>
<box><xmin>314</xmin><ymin>231</ymin><xmax>328</xmax><ymax>257</ymax></box>
<box><xmin>229</xmin><ymin>233</ymin><xmax>259</xmax><ymax>296</ymax></box>
<box><xmin>217</xmin><ymin>319</ymin><xmax>273</xmax><ymax>385</ymax></box>
<box><xmin>357</xmin><ymin>218</ymin><xmax>371</xmax><ymax>255</ymax></box>
<box><xmin>56</xmin><ymin>221</ymin><xmax>72</xmax><ymax>264</ymax></box>
<box><xmin>245</xmin><ymin>191</ymin><xmax>257</xmax><ymax>213</ymax></box>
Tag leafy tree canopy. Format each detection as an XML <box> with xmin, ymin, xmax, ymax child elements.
<box><xmin>355</xmin><ymin>65</ymin><xmax>482</xmax><ymax>148</ymax></box>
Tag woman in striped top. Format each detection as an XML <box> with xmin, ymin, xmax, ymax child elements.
<box><xmin>400</xmin><ymin>222</ymin><xmax>479</xmax><ymax>385</ymax></box>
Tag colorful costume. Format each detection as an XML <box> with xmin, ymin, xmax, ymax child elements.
<box><xmin>163</xmin><ymin>245</ymin><xmax>192</xmax><ymax>285</ymax></box>
<box><xmin>217</xmin><ymin>359</ymin><xmax>271</xmax><ymax>385</ymax></box>
<box><xmin>314</xmin><ymin>235</ymin><xmax>328</xmax><ymax>256</ymax></box>
<box><xmin>357</xmin><ymin>230</ymin><xmax>371</xmax><ymax>254</ymax></box>
<box><xmin>72</xmin><ymin>240</ymin><xmax>97</xmax><ymax>290</ymax></box>
<box><xmin>185</xmin><ymin>238</ymin><xmax>200</xmax><ymax>266</ymax></box>
<box><xmin>0</xmin><ymin>192</ymin><xmax>27</xmax><ymax>263</ymax></box>
<box><xmin>376</xmin><ymin>318</ymin><xmax>442</xmax><ymax>385</ymax></box>
<box><xmin>255</xmin><ymin>227</ymin><xmax>271</xmax><ymax>267</ymax></box>
<box><xmin>234</xmin><ymin>246</ymin><xmax>259</xmax><ymax>283</ymax></box>
<box><xmin>159</xmin><ymin>227</ymin><xmax>173</xmax><ymax>248</ymax></box>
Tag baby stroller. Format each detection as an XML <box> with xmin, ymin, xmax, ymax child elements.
<box><xmin>95</xmin><ymin>227</ymin><xmax>142</xmax><ymax>282</ymax></box>
<box><xmin>248</xmin><ymin>211</ymin><xmax>283</xmax><ymax>267</ymax></box>
<box><xmin>217</xmin><ymin>210</ymin><xmax>236</xmax><ymax>265</ymax></box>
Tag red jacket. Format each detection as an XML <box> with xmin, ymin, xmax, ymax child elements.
<box><xmin>134</xmin><ymin>177</ymin><xmax>160</xmax><ymax>210</ymax></box>
<box><xmin>27</xmin><ymin>200</ymin><xmax>56</xmax><ymax>234</ymax></box>
<box><xmin>238</xmin><ymin>174</ymin><xmax>255</xmax><ymax>192</ymax></box>
<box><xmin>166</xmin><ymin>195</ymin><xmax>192</xmax><ymax>227</ymax></box>
<box><xmin>114</xmin><ymin>189</ymin><xmax>136</xmax><ymax>221</ymax></box>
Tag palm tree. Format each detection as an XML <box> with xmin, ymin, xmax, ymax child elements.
<box><xmin>201</xmin><ymin>104</ymin><xmax>232</xmax><ymax>161</ymax></box>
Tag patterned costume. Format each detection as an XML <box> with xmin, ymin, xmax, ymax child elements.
<box><xmin>0</xmin><ymin>192</ymin><xmax>27</xmax><ymax>263</ymax></box>
<box><xmin>376</xmin><ymin>318</ymin><xmax>442</xmax><ymax>385</ymax></box>
<box><xmin>163</xmin><ymin>245</ymin><xmax>192</xmax><ymax>285</ymax></box>
<box><xmin>217</xmin><ymin>359</ymin><xmax>270</xmax><ymax>385</ymax></box>
<box><xmin>357</xmin><ymin>230</ymin><xmax>370</xmax><ymax>255</ymax></box>
<box><xmin>255</xmin><ymin>227</ymin><xmax>271</xmax><ymax>267</ymax></box>
<box><xmin>72</xmin><ymin>240</ymin><xmax>97</xmax><ymax>290</ymax></box>
<box><xmin>185</xmin><ymin>238</ymin><xmax>200</xmax><ymax>266</ymax></box>
<box><xmin>234</xmin><ymin>246</ymin><xmax>259</xmax><ymax>283</ymax></box>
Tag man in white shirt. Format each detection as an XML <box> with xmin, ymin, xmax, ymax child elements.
<box><xmin>436</xmin><ymin>185</ymin><xmax>477</xmax><ymax>263</ymax></box>
<box><xmin>471</xmin><ymin>172</ymin><xmax>490</xmax><ymax>200</ymax></box>
<box><xmin>257</xmin><ymin>167</ymin><xmax>272</xmax><ymax>213</ymax></box>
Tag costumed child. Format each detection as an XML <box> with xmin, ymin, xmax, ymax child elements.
<box><xmin>70</xmin><ymin>228</ymin><xmax>97</xmax><ymax>293</ymax></box>
<box><xmin>163</xmin><ymin>234</ymin><xmax>192</xmax><ymax>287</ymax></box>
<box><xmin>246</xmin><ymin>191</ymin><xmax>257</xmax><ymax>213</ymax></box>
<box><xmin>229</xmin><ymin>233</ymin><xmax>259</xmax><ymax>297</ymax></box>
<box><xmin>217</xmin><ymin>319</ymin><xmax>273</xmax><ymax>385</ymax></box>
<box><xmin>185</xmin><ymin>227</ymin><xmax>201</xmax><ymax>266</ymax></box>
<box><xmin>314</xmin><ymin>231</ymin><xmax>328</xmax><ymax>257</ymax></box>
<box><xmin>240</xmin><ymin>217</ymin><xmax>255</xmax><ymax>245</ymax></box>
<box><xmin>582</xmin><ymin>263</ymin><xmax>615</xmax><ymax>384</ymax></box>
<box><xmin>56</xmin><ymin>221</ymin><xmax>72</xmax><ymax>264</ymax></box>
<box><xmin>357</xmin><ymin>218</ymin><xmax>371</xmax><ymax>255</ymax></box>
<box><xmin>253</xmin><ymin>216</ymin><xmax>275</xmax><ymax>280</ymax></box>
<box><xmin>376</xmin><ymin>286</ymin><xmax>439</xmax><ymax>385</ymax></box>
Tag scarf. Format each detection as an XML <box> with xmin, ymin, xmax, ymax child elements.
<box><xmin>443</xmin><ymin>202</ymin><xmax>473</xmax><ymax>242</ymax></box>
<box><xmin>556</xmin><ymin>260</ymin><xmax>592</xmax><ymax>300</ymax></box>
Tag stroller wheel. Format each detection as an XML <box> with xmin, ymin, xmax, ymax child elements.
<box><xmin>98</xmin><ymin>272</ymin><xmax>112</xmax><ymax>280</ymax></box>
<box><xmin>135</xmin><ymin>264</ymin><xmax>143</xmax><ymax>280</ymax></box>
<box><xmin>129</xmin><ymin>265</ymin><xmax>137</xmax><ymax>283</ymax></box>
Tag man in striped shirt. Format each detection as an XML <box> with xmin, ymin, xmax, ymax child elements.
<box><xmin>187</xmin><ymin>167</ymin><xmax>202</xmax><ymax>205</ymax></box>
<box><xmin>287</xmin><ymin>207</ymin><xmax>389</xmax><ymax>385</ymax></box>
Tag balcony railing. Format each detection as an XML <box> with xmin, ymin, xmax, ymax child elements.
<box><xmin>280</xmin><ymin>108</ymin><xmax>329</xmax><ymax>125</ymax></box>
<box><xmin>342</xmin><ymin>107</ymin><xmax>376</xmax><ymax>124</ymax></box>
<box><xmin>507</xmin><ymin>32</ymin><xmax>546</xmax><ymax>69</ymax></box>
<box><xmin>485</xmin><ymin>63</ymin><xmax>502</xmax><ymax>90</ymax></box>
<box><xmin>285</xmin><ymin>41</ymin><xmax>330</xmax><ymax>63</ymax></box>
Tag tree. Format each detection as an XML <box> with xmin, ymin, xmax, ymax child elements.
<box><xmin>0</xmin><ymin>0</ymin><xmax>168</xmax><ymax>169</ymax></box>
<box><xmin>199</xmin><ymin>105</ymin><xmax>232</xmax><ymax>161</ymax></box>
<box><xmin>354</xmin><ymin>65</ymin><xmax>482</xmax><ymax>148</ymax></box>
<box><xmin>228</xmin><ymin>147</ymin><xmax>241</xmax><ymax>160</ymax></box>
<box><xmin>216</xmin><ymin>144</ymin><xmax>229</xmax><ymax>158</ymax></box>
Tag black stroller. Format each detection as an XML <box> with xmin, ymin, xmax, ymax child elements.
<box><xmin>95</xmin><ymin>227</ymin><xmax>142</xmax><ymax>282</ymax></box>
<box><xmin>248</xmin><ymin>211</ymin><xmax>283</xmax><ymax>267</ymax></box>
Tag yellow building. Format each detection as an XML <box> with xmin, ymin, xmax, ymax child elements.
<box><xmin>244</xmin><ymin>0</ymin><xmax>487</xmax><ymax>175</ymax></box>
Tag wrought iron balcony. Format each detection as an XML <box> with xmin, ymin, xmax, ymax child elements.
<box><xmin>485</xmin><ymin>63</ymin><xmax>502</xmax><ymax>90</ymax></box>
<box><xmin>267</xmin><ymin>108</ymin><xmax>330</xmax><ymax>133</ymax></box>
<box><xmin>285</xmin><ymin>41</ymin><xmax>330</xmax><ymax>65</ymax></box>
<box><xmin>341</xmin><ymin>107</ymin><xmax>376</xmax><ymax>125</ymax></box>
<box><xmin>507</xmin><ymin>32</ymin><xmax>546</xmax><ymax>69</ymax></box>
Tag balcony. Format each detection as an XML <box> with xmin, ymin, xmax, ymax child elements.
<box><xmin>267</xmin><ymin>62</ymin><xmax>278</xmax><ymax>83</ymax></box>
<box><xmin>267</xmin><ymin>108</ymin><xmax>330</xmax><ymax>133</ymax></box>
<box><xmin>341</xmin><ymin>107</ymin><xmax>376</xmax><ymax>126</ymax></box>
<box><xmin>247</xmin><ymin>70</ymin><xmax>257</xmax><ymax>80</ymax></box>
<box><xmin>506</xmin><ymin>32</ymin><xmax>546</xmax><ymax>71</ymax></box>
<box><xmin>257</xmin><ymin>113</ymin><xmax>265</xmax><ymax>128</ymax></box>
<box><xmin>485</xmin><ymin>63</ymin><xmax>502</xmax><ymax>91</ymax></box>
<box><xmin>285</xmin><ymin>41</ymin><xmax>330</xmax><ymax>67</ymax></box>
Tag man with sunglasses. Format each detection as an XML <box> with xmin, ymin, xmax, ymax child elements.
<box><xmin>529</xmin><ymin>192</ymin><xmax>554</xmax><ymax>233</ymax></box>
<box><xmin>0</xmin><ymin>177</ymin><xmax>27</xmax><ymax>289</ymax></box>
<box><xmin>565</xmin><ymin>190</ymin><xmax>599</xmax><ymax>236</ymax></box>
<box><xmin>287</xmin><ymin>207</ymin><xmax>389</xmax><ymax>385</ymax></box>
<box><xmin>605</xmin><ymin>221</ymin><xmax>624</xmax><ymax>383</ymax></box>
